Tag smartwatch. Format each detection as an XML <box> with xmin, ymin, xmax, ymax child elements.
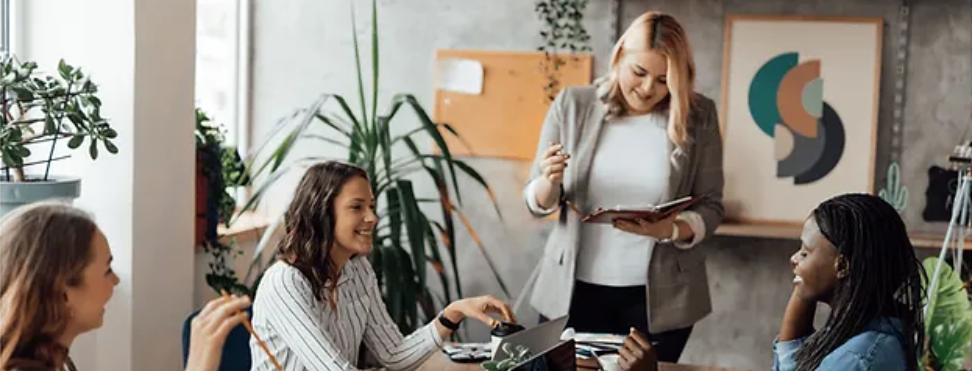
<box><xmin>438</xmin><ymin>311</ymin><xmax>462</xmax><ymax>331</ymax></box>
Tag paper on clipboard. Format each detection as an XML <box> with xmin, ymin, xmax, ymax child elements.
<box><xmin>435</xmin><ymin>58</ymin><xmax>484</xmax><ymax>95</ymax></box>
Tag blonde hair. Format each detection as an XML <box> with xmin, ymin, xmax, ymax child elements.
<box><xmin>0</xmin><ymin>201</ymin><xmax>98</xmax><ymax>370</ymax></box>
<box><xmin>597</xmin><ymin>11</ymin><xmax>697</xmax><ymax>152</ymax></box>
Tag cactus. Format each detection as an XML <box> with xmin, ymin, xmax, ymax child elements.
<box><xmin>879</xmin><ymin>161</ymin><xmax>909</xmax><ymax>212</ymax></box>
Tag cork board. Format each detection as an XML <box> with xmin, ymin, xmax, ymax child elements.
<box><xmin>432</xmin><ymin>49</ymin><xmax>593</xmax><ymax>161</ymax></box>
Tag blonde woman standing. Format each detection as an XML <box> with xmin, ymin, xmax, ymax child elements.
<box><xmin>523</xmin><ymin>12</ymin><xmax>724</xmax><ymax>363</ymax></box>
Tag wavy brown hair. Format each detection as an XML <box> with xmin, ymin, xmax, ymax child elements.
<box><xmin>597</xmin><ymin>11</ymin><xmax>697</xmax><ymax>154</ymax></box>
<box><xmin>276</xmin><ymin>161</ymin><xmax>369</xmax><ymax>309</ymax></box>
<box><xmin>1</xmin><ymin>201</ymin><xmax>99</xmax><ymax>370</ymax></box>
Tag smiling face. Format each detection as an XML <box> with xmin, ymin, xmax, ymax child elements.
<box><xmin>63</xmin><ymin>229</ymin><xmax>119</xmax><ymax>335</ymax></box>
<box><xmin>330</xmin><ymin>176</ymin><xmax>377</xmax><ymax>261</ymax></box>
<box><xmin>791</xmin><ymin>217</ymin><xmax>841</xmax><ymax>304</ymax></box>
<box><xmin>617</xmin><ymin>49</ymin><xmax>670</xmax><ymax>115</ymax></box>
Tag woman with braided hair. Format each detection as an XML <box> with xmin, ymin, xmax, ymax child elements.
<box><xmin>616</xmin><ymin>193</ymin><xmax>925</xmax><ymax>371</ymax></box>
<box><xmin>774</xmin><ymin>192</ymin><xmax>924</xmax><ymax>370</ymax></box>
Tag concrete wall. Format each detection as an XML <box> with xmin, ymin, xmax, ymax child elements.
<box><xmin>248</xmin><ymin>0</ymin><xmax>971</xmax><ymax>370</ymax></box>
<box><xmin>617</xmin><ymin>0</ymin><xmax>969</xmax><ymax>368</ymax></box>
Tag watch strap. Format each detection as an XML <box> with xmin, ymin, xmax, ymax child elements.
<box><xmin>438</xmin><ymin>311</ymin><xmax>461</xmax><ymax>331</ymax></box>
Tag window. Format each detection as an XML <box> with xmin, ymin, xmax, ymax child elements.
<box><xmin>195</xmin><ymin>0</ymin><xmax>250</xmax><ymax>151</ymax></box>
<box><xmin>196</xmin><ymin>0</ymin><xmax>251</xmax><ymax>205</ymax></box>
<box><xmin>1</xmin><ymin>0</ymin><xmax>11</xmax><ymax>55</ymax></box>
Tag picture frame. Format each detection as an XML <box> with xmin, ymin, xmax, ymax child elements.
<box><xmin>719</xmin><ymin>15</ymin><xmax>883</xmax><ymax>225</ymax></box>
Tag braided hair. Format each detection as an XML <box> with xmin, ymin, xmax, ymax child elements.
<box><xmin>793</xmin><ymin>193</ymin><xmax>925</xmax><ymax>371</ymax></box>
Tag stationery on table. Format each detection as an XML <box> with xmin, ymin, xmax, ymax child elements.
<box><xmin>219</xmin><ymin>290</ymin><xmax>283</xmax><ymax>371</ymax></box>
<box><xmin>580</xmin><ymin>194</ymin><xmax>706</xmax><ymax>224</ymax></box>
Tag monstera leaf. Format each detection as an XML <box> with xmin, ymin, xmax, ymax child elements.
<box><xmin>922</xmin><ymin>257</ymin><xmax>972</xmax><ymax>371</ymax></box>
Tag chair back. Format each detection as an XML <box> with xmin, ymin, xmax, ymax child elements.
<box><xmin>181</xmin><ymin>307</ymin><xmax>253</xmax><ymax>371</ymax></box>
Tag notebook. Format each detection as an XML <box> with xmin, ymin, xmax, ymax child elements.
<box><xmin>581</xmin><ymin>194</ymin><xmax>705</xmax><ymax>224</ymax></box>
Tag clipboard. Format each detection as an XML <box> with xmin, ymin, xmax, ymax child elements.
<box><xmin>580</xmin><ymin>195</ymin><xmax>706</xmax><ymax>224</ymax></box>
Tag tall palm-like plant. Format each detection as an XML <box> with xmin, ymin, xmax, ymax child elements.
<box><xmin>236</xmin><ymin>0</ymin><xmax>509</xmax><ymax>333</ymax></box>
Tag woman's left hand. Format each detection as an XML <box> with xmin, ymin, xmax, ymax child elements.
<box><xmin>613</xmin><ymin>216</ymin><xmax>674</xmax><ymax>239</ymax></box>
<box><xmin>444</xmin><ymin>295</ymin><xmax>516</xmax><ymax>328</ymax></box>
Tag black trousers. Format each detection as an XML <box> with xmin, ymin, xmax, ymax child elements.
<box><xmin>542</xmin><ymin>280</ymin><xmax>694</xmax><ymax>363</ymax></box>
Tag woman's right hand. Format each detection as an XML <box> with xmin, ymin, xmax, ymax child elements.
<box><xmin>541</xmin><ymin>142</ymin><xmax>570</xmax><ymax>186</ymax></box>
<box><xmin>185</xmin><ymin>295</ymin><xmax>252</xmax><ymax>371</ymax></box>
<box><xmin>443</xmin><ymin>295</ymin><xmax>516</xmax><ymax>329</ymax></box>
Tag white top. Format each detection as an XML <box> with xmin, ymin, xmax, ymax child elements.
<box><xmin>525</xmin><ymin>113</ymin><xmax>708</xmax><ymax>287</ymax></box>
<box><xmin>249</xmin><ymin>258</ymin><xmax>443</xmax><ymax>371</ymax></box>
<box><xmin>575</xmin><ymin>113</ymin><xmax>669</xmax><ymax>286</ymax></box>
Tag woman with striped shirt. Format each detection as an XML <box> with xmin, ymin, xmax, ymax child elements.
<box><xmin>249</xmin><ymin>161</ymin><xmax>515</xmax><ymax>371</ymax></box>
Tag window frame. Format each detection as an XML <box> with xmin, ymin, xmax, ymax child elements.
<box><xmin>195</xmin><ymin>0</ymin><xmax>253</xmax><ymax>205</ymax></box>
<box><xmin>1</xmin><ymin>0</ymin><xmax>12</xmax><ymax>55</ymax></box>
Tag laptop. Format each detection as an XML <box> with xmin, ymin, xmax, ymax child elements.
<box><xmin>492</xmin><ymin>315</ymin><xmax>570</xmax><ymax>362</ymax></box>
<box><xmin>510</xmin><ymin>338</ymin><xmax>576</xmax><ymax>371</ymax></box>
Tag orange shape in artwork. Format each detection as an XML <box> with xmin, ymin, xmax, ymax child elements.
<box><xmin>777</xmin><ymin>60</ymin><xmax>820</xmax><ymax>138</ymax></box>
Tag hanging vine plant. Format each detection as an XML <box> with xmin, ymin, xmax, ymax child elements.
<box><xmin>535</xmin><ymin>0</ymin><xmax>592</xmax><ymax>102</ymax></box>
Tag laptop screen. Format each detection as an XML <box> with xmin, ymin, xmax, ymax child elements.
<box><xmin>511</xmin><ymin>339</ymin><xmax>576</xmax><ymax>371</ymax></box>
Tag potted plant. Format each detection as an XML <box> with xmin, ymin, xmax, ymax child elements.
<box><xmin>1</xmin><ymin>55</ymin><xmax>118</xmax><ymax>216</ymax></box>
<box><xmin>204</xmin><ymin>0</ymin><xmax>510</xmax><ymax>334</ymax></box>
<box><xmin>194</xmin><ymin>108</ymin><xmax>251</xmax><ymax>295</ymax></box>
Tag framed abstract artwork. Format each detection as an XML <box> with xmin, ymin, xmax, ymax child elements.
<box><xmin>719</xmin><ymin>15</ymin><xmax>883</xmax><ymax>225</ymax></box>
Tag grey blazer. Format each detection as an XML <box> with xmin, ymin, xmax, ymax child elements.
<box><xmin>521</xmin><ymin>85</ymin><xmax>725</xmax><ymax>333</ymax></box>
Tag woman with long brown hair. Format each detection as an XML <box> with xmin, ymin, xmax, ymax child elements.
<box><xmin>523</xmin><ymin>11</ymin><xmax>724</xmax><ymax>362</ymax></box>
<box><xmin>0</xmin><ymin>201</ymin><xmax>250</xmax><ymax>371</ymax></box>
<box><xmin>249</xmin><ymin>161</ymin><xmax>515</xmax><ymax>371</ymax></box>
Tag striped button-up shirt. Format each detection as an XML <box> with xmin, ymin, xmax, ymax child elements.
<box><xmin>249</xmin><ymin>257</ymin><xmax>443</xmax><ymax>371</ymax></box>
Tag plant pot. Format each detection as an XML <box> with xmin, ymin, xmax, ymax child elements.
<box><xmin>0</xmin><ymin>177</ymin><xmax>82</xmax><ymax>217</ymax></box>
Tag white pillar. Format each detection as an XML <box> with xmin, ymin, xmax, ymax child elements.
<box><xmin>19</xmin><ymin>0</ymin><xmax>196</xmax><ymax>370</ymax></box>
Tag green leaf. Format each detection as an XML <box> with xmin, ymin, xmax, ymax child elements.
<box><xmin>58</xmin><ymin>59</ymin><xmax>72</xmax><ymax>80</ymax></box>
<box><xmin>15</xmin><ymin>146</ymin><xmax>31</xmax><ymax>158</ymax></box>
<box><xmin>386</xmin><ymin>94</ymin><xmax>463</xmax><ymax>205</ymax></box>
<box><xmin>89</xmin><ymin>139</ymin><xmax>99</xmax><ymax>159</ymax></box>
<box><xmin>44</xmin><ymin>116</ymin><xmax>56</xmax><ymax>134</ymax></box>
<box><xmin>349</xmin><ymin>0</ymin><xmax>369</xmax><ymax>133</ymax></box>
<box><xmin>396</xmin><ymin>180</ymin><xmax>427</xmax><ymax>299</ymax></box>
<box><xmin>922</xmin><ymin>257</ymin><xmax>972</xmax><ymax>370</ymax></box>
<box><xmin>303</xmin><ymin>134</ymin><xmax>349</xmax><ymax>148</ymax></box>
<box><xmin>386</xmin><ymin>187</ymin><xmax>404</xmax><ymax>256</ymax></box>
<box><xmin>68</xmin><ymin>135</ymin><xmax>84</xmax><ymax>149</ymax></box>
<box><xmin>105</xmin><ymin>140</ymin><xmax>119</xmax><ymax>154</ymax></box>
<box><xmin>424</xmin><ymin>222</ymin><xmax>452</xmax><ymax>304</ymax></box>
<box><xmin>370</xmin><ymin>0</ymin><xmax>379</xmax><ymax>129</ymax></box>
<box><xmin>384</xmin><ymin>246</ymin><xmax>404</xmax><ymax>328</ymax></box>
<box><xmin>105</xmin><ymin>128</ymin><xmax>118</xmax><ymax>139</ymax></box>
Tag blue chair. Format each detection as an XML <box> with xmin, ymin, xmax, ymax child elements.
<box><xmin>181</xmin><ymin>307</ymin><xmax>253</xmax><ymax>371</ymax></box>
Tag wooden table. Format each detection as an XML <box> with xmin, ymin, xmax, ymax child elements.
<box><xmin>419</xmin><ymin>351</ymin><xmax>749</xmax><ymax>371</ymax></box>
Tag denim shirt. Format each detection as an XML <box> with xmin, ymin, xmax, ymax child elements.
<box><xmin>773</xmin><ymin>317</ymin><xmax>908</xmax><ymax>371</ymax></box>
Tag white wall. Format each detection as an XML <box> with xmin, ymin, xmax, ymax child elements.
<box><xmin>18</xmin><ymin>0</ymin><xmax>196</xmax><ymax>370</ymax></box>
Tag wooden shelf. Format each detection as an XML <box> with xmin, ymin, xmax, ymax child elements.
<box><xmin>714</xmin><ymin>222</ymin><xmax>972</xmax><ymax>250</ymax></box>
